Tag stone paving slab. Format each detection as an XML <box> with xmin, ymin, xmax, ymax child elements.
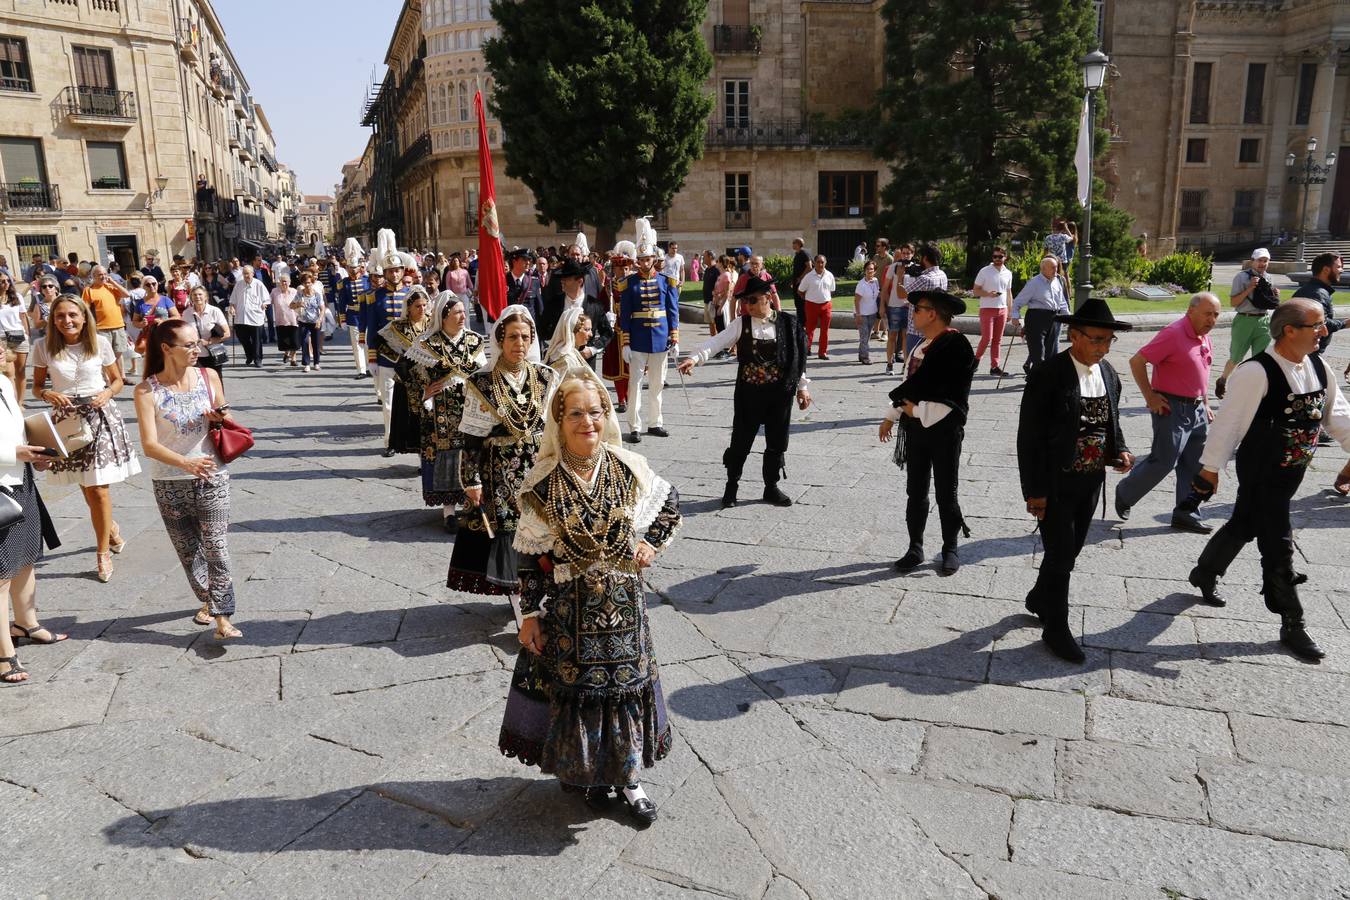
<box><xmin>3</xmin><ymin>322</ymin><xmax>1350</xmax><ymax>897</ymax></box>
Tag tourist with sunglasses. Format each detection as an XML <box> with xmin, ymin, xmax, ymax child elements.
<box><xmin>972</xmin><ymin>247</ymin><xmax>1014</xmax><ymax>376</ymax></box>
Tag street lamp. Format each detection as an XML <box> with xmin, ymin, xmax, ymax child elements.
<box><xmin>1286</xmin><ymin>136</ymin><xmax>1337</xmax><ymax>264</ymax></box>
<box><xmin>1076</xmin><ymin>48</ymin><xmax>1110</xmax><ymax>309</ymax></box>
<box><xmin>144</xmin><ymin>174</ymin><xmax>170</xmax><ymax>210</ymax></box>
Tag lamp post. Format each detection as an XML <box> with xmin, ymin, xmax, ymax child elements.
<box><xmin>1285</xmin><ymin>137</ymin><xmax>1337</xmax><ymax>265</ymax></box>
<box><xmin>1076</xmin><ymin>48</ymin><xmax>1110</xmax><ymax>310</ymax></box>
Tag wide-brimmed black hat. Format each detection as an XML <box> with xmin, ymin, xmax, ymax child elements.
<box><xmin>555</xmin><ymin>258</ymin><xmax>587</xmax><ymax>280</ymax></box>
<box><xmin>1054</xmin><ymin>296</ymin><xmax>1134</xmax><ymax>331</ymax></box>
<box><xmin>909</xmin><ymin>289</ymin><xmax>966</xmax><ymax>318</ymax></box>
<box><xmin>734</xmin><ymin>277</ymin><xmax>773</xmax><ymax>300</ymax></box>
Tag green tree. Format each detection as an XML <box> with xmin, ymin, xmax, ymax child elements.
<box><xmin>872</xmin><ymin>0</ymin><xmax>1097</xmax><ymax>280</ymax></box>
<box><xmin>483</xmin><ymin>0</ymin><xmax>714</xmax><ymax>249</ymax></box>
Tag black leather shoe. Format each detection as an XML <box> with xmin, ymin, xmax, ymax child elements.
<box><xmin>1170</xmin><ymin>516</ymin><xmax>1213</xmax><ymax>534</ymax></box>
<box><xmin>442</xmin><ymin>516</ymin><xmax>458</xmax><ymax>534</ymax></box>
<box><xmin>615</xmin><ymin>402</ymin><xmax>627</xmax><ymax>414</ymax></box>
<box><xmin>1041</xmin><ymin>624</ymin><xmax>1086</xmax><ymax>663</ymax></box>
<box><xmin>1279</xmin><ymin>621</ymin><xmax>1325</xmax><ymax>662</ymax></box>
<box><xmin>624</xmin><ymin>431</ymin><xmax>641</xmax><ymax>444</ymax></box>
<box><xmin>623</xmin><ymin>795</ymin><xmax>658</xmax><ymax>828</ymax></box>
<box><xmin>1215</xmin><ymin>376</ymin><xmax>1226</xmax><ymax>400</ymax></box>
<box><xmin>1187</xmin><ymin>567</ymin><xmax>1226</xmax><ymax>607</ymax></box>
<box><xmin>763</xmin><ymin>485</ymin><xmax>792</xmax><ymax>507</ymax></box>
<box><xmin>938</xmin><ymin>549</ymin><xmax>960</xmax><ymax>576</ymax></box>
<box><xmin>364</xmin><ymin>371</ymin><xmax>375</xmax><ymax>379</ymax></box>
<box><xmin>353</xmin><ymin>373</ymin><xmax>365</xmax><ymax>380</ymax></box>
<box><xmin>1023</xmin><ymin>592</ymin><xmax>1043</xmax><ymax>618</ymax></box>
<box><xmin>1114</xmin><ymin>495</ymin><xmax>1131</xmax><ymax>521</ymax></box>
<box><xmin>894</xmin><ymin>545</ymin><xmax>924</xmax><ymax>573</ymax></box>
<box><xmin>646</xmin><ymin>426</ymin><xmax>670</xmax><ymax>438</ymax></box>
<box><xmin>381</xmin><ymin>448</ymin><xmax>396</xmax><ymax>458</ymax></box>
<box><xmin>583</xmin><ymin>787</ymin><xmax>613</xmax><ymax>811</ymax></box>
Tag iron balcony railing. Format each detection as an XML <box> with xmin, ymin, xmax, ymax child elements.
<box><xmin>726</xmin><ymin>209</ymin><xmax>751</xmax><ymax>230</ymax></box>
<box><xmin>60</xmin><ymin>85</ymin><xmax>136</xmax><ymax>120</ymax></box>
<box><xmin>705</xmin><ymin>118</ymin><xmax>869</xmax><ymax>149</ymax></box>
<box><xmin>1</xmin><ymin>182</ymin><xmax>60</xmax><ymax>213</ymax></box>
<box><xmin>712</xmin><ymin>25</ymin><xmax>760</xmax><ymax>53</ymax></box>
<box><xmin>397</xmin><ymin>132</ymin><xmax>431</xmax><ymax>171</ymax></box>
<box><xmin>0</xmin><ymin>74</ymin><xmax>32</xmax><ymax>92</ymax></box>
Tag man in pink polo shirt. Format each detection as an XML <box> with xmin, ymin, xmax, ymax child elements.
<box><xmin>1114</xmin><ymin>292</ymin><xmax>1222</xmax><ymax>533</ymax></box>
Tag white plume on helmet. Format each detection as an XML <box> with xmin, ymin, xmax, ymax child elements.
<box><xmin>343</xmin><ymin>238</ymin><xmax>366</xmax><ymax>268</ymax></box>
<box><xmin>574</xmin><ymin>232</ymin><xmax>590</xmax><ymax>257</ymax></box>
<box><xmin>372</xmin><ymin>228</ymin><xmax>412</xmax><ymax>274</ymax></box>
<box><xmin>634</xmin><ymin>217</ymin><xmax>658</xmax><ymax>258</ymax></box>
<box><xmin>611</xmin><ymin>240</ymin><xmax>636</xmax><ymax>260</ymax></box>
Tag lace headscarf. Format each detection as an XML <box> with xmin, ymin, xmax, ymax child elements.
<box><xmin>478</xmin><ymin>303</ymin><xmax>541</xmax><ymax>374</ymax></box>
<box><xmin>543</xmin><ymin>305</ymin><xmax>589</xmax><ymax>373</ymax></box>
<box><xmin>405</xmin><ymin>292</ymin><xmax>480</xmax><ymax>369</ymax></box>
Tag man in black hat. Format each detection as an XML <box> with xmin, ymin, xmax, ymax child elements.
<box><xmin>541</xmin><ymin>257</ymin><xmax>612</xmax><ymax>366</ymax></box>
<box><xmin>1017</xmin><ymin>297</ymin><xmax>1135</xmax><ymax>662</ymax></box>
<box><xmin>677</xmin><ymin>278</ymin><xmax>811</xmax><ymax>507</ymax></box>
<box><xmin>879</xmin><ymin>290</ymin><xmax>975</xmax><ymax>575</ymax></box>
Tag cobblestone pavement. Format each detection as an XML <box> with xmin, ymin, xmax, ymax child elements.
<box><xmin>4</xmin><ymin>321</ymin><xmax>1350</xmax><ymax>899</ymax></box>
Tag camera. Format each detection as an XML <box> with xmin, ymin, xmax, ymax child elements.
<box><xmin>903</xmin><ymin>260</ymin><xmax>923</xmax><ymax>278</ymax></box>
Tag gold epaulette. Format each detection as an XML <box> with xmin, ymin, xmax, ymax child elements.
<box><xmin>615</xmin><ymin>276</ymin><xmax>629</xmax><ymax>292</ymax></box>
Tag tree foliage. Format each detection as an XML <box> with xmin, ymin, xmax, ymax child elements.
<box><xmin>484</xmin><ymin>0</ymin><xmax>714</xmax><ymax>247</ymax></box>
<box><xmin>872</xmin><ymin>0</ymin><xmax>1098</xmax><ymax>279</ymax></box>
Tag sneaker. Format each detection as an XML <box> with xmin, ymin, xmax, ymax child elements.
<box><xmin>885</xmin><ymin>364</ymin><xmax>894</xmax><ymax>375</ymax></box>
<box><xmin>313</xmin><ymin>364</ymin><xmax>321</xmax><ymax>371</ymax></box>
<box><xmin>990</xmin><ymin>366</ymin><xmax>1007</xmax><ymax>377</ymax></box>
<box><xmin>302</xmin><ymin>365</ymin><xmax>311</xmax><ymax>372</ymax></box>
<box><xmin>859</xmin><ymin>357</ymin><xmax>871</xmax><ymax>365</ymax></box>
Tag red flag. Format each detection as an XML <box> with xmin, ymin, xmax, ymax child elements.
<box><xmin>474</xmin><ymin>90</ymin><xmax>507</xmax><ymax>321</ymax></box>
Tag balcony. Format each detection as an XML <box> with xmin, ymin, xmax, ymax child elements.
<box><xmin>236</xmin><ymin>138</ymin><xmax>253</xmax><ymax>163</ymax></box>
<box><xmin>396</xmin><ymin>132</ymin><xmax>431</xmax><ymax>172</ymax></box>
<box><xmin>705</xmin><ymin>118</ymin><xmax>870</xmax><ymax>149</ymax></box>
<box><xmin>195</xmin><ymin>187</ymin><xmax>218</xmax><ymax>219</ymax></box>
<box><xmin>712</xmin><ymin>25</ymin><xmax>760</xmax><ymax>53</ymax></box>
<box><xmin>59</xmin><ymin>86</ymin><xmax>137</xmax><ymax>125</ymax></box>
<box><xmin>259</xmin><ymin>147</ymin><xmax>278</xmax><ymax>173</ymax></box>
<box><xmin>1</xmin><ymin>182</ymin><xmax>60</xmax><ymax>214</ymax></box>
<box><xmin>178</xmin><ymin>18</ymin><xmax>201</xmax><ymax>64</ymax></box>
<box><xmin>233</xmin><ymin>100</ymin><xmax>247</xmax><ymax>119</ymax></box>
<box><xmin>219</xmin><ymin>71</ymin><xmax>236</xmax><ymax>99</ymax></box>
<box><xmin>726</xmin><ymin>208</ymin><xmax>752</xmax><ymax>230</ymax></box>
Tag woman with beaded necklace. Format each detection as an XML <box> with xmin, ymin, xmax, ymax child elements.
<box><xmin>403</xmin><ymin>294</ymin><xmax>485</xmax><ymax>528</ymax></box>
<box><xmin>446</xmin><ymin>305</ymin><xmax>557</xmax><ymax>613</ymax></box>
<box><xmin>501</xmin><ymin>370</ymin><xmax>681</xmax><ymax>827</ymax></box>
<box><xmin>379</xmin><ymin>286</ymin><xmax>432</xmax><ymax>456</ymax></box>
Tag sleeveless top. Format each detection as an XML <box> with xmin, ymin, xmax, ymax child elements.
<box><xmin>147</xmin><ymin>369</ymin><xmax>224</xmax><ymax>480</ymax></box>
<box><xmin>1239</xmin><ymin>352</ymin><xmax>1326</xmax><ymax>474</ymax></box>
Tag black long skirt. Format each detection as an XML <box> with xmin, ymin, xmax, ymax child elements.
<box><xmin>386</xmin><ymin>382</ymin><xmax>422</xmax><ymax>454</ymax></box>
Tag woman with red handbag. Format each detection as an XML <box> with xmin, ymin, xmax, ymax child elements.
<box><xmin>132</xmin><ymin>319</ymin><xmax>242</xmax><ymax>641</ymax></box>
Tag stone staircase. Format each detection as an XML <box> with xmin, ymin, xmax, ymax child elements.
<box><xmin>1269</xmin><ymin>239</ymin><xmax>1350</xmax><ymax>262</ymax></box>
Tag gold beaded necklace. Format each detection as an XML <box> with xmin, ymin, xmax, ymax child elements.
<box><xmin>544</xmin><ymin>449</ymin><xmax>637</xmax><ymax>572</ymax></box>
<box><xmin>489</xmin><ymin>363</ymin><xmax>544</xmax><ymax>438</ymax></box>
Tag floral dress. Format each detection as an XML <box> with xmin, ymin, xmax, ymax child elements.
<box><xmin>446</xmin><ymin>362</ymin><xmax>557</xmax><ymax>595</ymax></box>
<box><xmin>501</xmin><ymin>449</ymin><xmax>681</xmax><ymax>788</ymax></box>
<box><xmin>403</xmin><ymin>328</ymin><xmax>485</xmax><ymax>506</ymax></box>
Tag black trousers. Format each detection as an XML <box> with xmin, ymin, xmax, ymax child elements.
<box><xmin>724</xmin><ymin>383</ymin><xmax>793</xmax><ymax>489</ymax></box>
<box><xmin>1022</xmin><ymin>308</ymin><xmax>1060</xmax><ymax>372</ymax></box>
<box><xmin>904</xmin><ymin>416</ymin><xmax>965</xmax><ymax>551</ymax></box>
<box><xmin>1028</xmin><ymin>472</ymin><xmax>1102</xmax><ymax>628</ymax></box>
<box><xmin>1195</xmin><ymin>465</ymin><xmax>1304</xmax><ymax>619</ymax></box>
<box><xmin>235</xmin><ymin>324</ymin><xmax>264</xmax><ymax>365</ymax></box>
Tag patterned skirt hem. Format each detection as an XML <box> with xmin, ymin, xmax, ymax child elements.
<box><xmin>446</xmin><ymin>568</ymin><xmax>513</xmax><ymax>596</ymax></box>
<box><xmin>422</xmin><ymin>491</ymin><xmax>464</xmax><ymax>507</ymax></box>
<box><xmin>46</xmin><ymin>458</ymin><xmax>142</xmax><ymax>487</ymax></box>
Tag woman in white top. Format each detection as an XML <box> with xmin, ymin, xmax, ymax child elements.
<box><xmin>0</xmin><ymin>273</ymin><xmax>29</xmax><ymax>403</ymax></box>
<box><xmin>133</xmin><ymin>319</ymin><xmax>240</xmax><ymax>640</ymax></box>
<box><xmin>30</xmin><ymin>296</ymin><xmax>141</xmax><ymax>583</ymax></box>
<box><xmin>185</xmin><ymin>286</ymin><xmax>231</xmax><ymax>379</ymax></box>
<box><xmin>270</xmin><ymin>274</ymin><xmax>300</xmax><ymax>367</ymax></box>
<box><xmin>0</xmin><ymin>346</ymin><xmax>65</xmax><ymax>685</ymax></box>
<box><xmin>853</xmin><ymin>260</ymin><xmax>882</xmax><ymax>365</ymax></box>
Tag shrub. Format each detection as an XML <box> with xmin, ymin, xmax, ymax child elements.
<box><xmin>1144</xmin><ymin>251</ymin><xmax>1212</xmax><ymax>293</ymax></box>
<box><xmin>1007</xmin><ymin>244</ymin><xmax>1045</xmax><ymax>294</ymax></box>
<box><xmin>846</xmin><ymin>258</ymin><xmax>868</xmax><ymax>280</ymax></box>
<box><xmin>761</xmin><ymin>253</ymin><xmax>794</xmax><ymax>284</ymax></box>
<box><xmin>936</xmin><ymin>241</ymin><xmax>967</xmax><ymax>282</ymax></box>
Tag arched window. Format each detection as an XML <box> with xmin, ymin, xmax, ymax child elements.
<box><xmin>459</xmin><ymin>81</ymin><xmax>469</xmax><ymax>121</ymax></box>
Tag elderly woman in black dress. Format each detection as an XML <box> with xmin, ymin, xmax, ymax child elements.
<box><xmin>499</xmin><ymin>369</ymin><xmax>681</xmax><ymax>827</ymax></box>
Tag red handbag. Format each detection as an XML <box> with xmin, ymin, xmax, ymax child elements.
<box><xmin>200</xmin><ymin>367</ymin><xmax>253</xmax><ymax>463</ymax></box>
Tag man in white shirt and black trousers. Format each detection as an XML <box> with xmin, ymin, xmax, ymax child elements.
<box><xmin>1188</xmin><ymin>298</ymin><xmax>1350</xmax><ymax>662</ymax></box>
<box><xmin>1018</xmin><ymin>297</ymin><xmax>1135</xmax><ymax>663</ymax></box>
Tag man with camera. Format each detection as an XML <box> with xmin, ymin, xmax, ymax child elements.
<box><xmin>1217</xmin><ymin>248</ymin><xmax>1281</xmax><ymax>399</ymax></box>
<box><xmin>880</xmin><ymin>243</ymin><xmax>922</xmax><ymax>375</ymax></box>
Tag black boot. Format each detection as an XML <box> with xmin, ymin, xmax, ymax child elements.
<box><xmin>762</xmin><ymin>449</ymin><xmax>791</xmax><ymax>506</ymax></box>
<box><xmin>1279</xmin><ymin>617</ymin><xmax>1325</xmax><ymax>662</ymax></box>
<box><xmin>721</xmin><ymin>481</ymin><xmax>739</xmax><ymax>509</ymax></box>
<box><xmin>722</xmin><ymin>448</ymin><xmax>744</xmax><ymax>509</ymax></box>
<box><xmin>1041</xmin><ymin>622</ymin><xmax>1086</xmax><ymax>663</ymax></box>
<box><xmin>1187</xmin><ymin>566</ymin><xmax>1226</xmax><ymax>607</ymax></box>
<box><xmin>938</xmin><ymin>548</ymin><xmax>960</xmax><ymax>576</ymax></box>
<box><xmin>894</xmin><ymin>544</ymin><xmax>925</xmax><ymax>572</ymax></box>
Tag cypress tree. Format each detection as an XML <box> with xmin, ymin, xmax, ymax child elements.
<box><xmin>872</xmin><ymin>0</ymin><xmax>1099</xmax><ymax>280</ymax></box>
<box><xmin>484</xmin><ymin>0</ymin><xmax>714</xmax><ymax>249</ymax></box>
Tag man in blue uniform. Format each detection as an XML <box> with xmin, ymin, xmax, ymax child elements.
<box><xmin>365</xmin><ymin>249</ymin><xmax>412</xmax><ymax>455</ymax></box>
<box><xmin>618</xmin><ymin>221</ymin><xmax>680</xmax><ymax>444</ymax></box>
<box><xmin>336</xmin><ymin>252</ymin><xmax>372</xmax><ymax>379</ymax></box>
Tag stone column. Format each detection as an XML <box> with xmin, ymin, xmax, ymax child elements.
<box><xmin>1313</xmin><ymin>54</ymin><xmax>1348</xmax><ymax>234</ymax></box>
<box><xmin>1261</xmin><ymin>61</ymin><xmax>1298</xmax><ymax>233</ymax></box>
<box><xmin>1303</xmin><ymin>46</ymin><xmax>1339</xmax><ymax>236</ymax></box>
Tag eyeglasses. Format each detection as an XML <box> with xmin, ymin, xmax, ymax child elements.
<box><xmin>992</xmin><ymin>255</ymin><xmax>1006</xmax><ymax>260</ymax></box>
<box><xmin>174</xmin><ymin>341</ymin><xmax>203</xmax><ymax>352</ymax></box>
<box><xmin>1073</xmin><ymin>331</ymin><xmax>1118</xmax><ymax>347</ymax></box>
<box><xmin>563</xmin><ymin>409</ymin><xmax>606</xmax><ymax>424</ymax></box>
<box><xmin>1290</xmin><ymin>320</ymin><xmax>1328</xmax><ymax>330</ymax></box>
<box><xmin>912</xmin><ymin>303</ymin><xmax>935</xmax><ymax>313</ymax></box>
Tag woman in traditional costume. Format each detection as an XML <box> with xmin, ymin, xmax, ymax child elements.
<box><xmin>404</xmin><ymin>293</ymin><xmax>485</xmax><ymax>529</ymax></box>
<box><xmin>500</xmin><ymin>369</ymin><xmax>680</xmax><ymax>827</ymax></box>
<box><xmin>543</xmin><ymin>306</ymin><xmax>595</xmax><ymax>379</ymax></box>
<box><xmin>446</xmin><ymin>305</ymin><xmax>558</xmax><ymax>611</ymax></box>
<box><xmin>379</xmin><ymin>285</ymin><xmax>432</xmax><ymax>456</ymax></box>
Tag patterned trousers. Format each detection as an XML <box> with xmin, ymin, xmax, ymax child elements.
<box><xmin>152</xmin><ymin>475</ymin><xmax>235</xmax><ymax>616</ymax></box>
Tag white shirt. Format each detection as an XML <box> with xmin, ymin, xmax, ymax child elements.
<box><xmin>662</xmin><ymin>253</ymin><xmax>685</xmax><ymax>284</ymax></box>
<box><xmin>185</xmin><ymin>271</ymin><xmax>201</xmax><ymax>290</ymax></box>
<box><xmin>230</xmin><ymin>278</ymin><xmax>270</xmax><ymax>327</ymax></box>
<box><xmin>0</xmin><ymin>376</ymin><xmax>26</xmax><ymax>486</ymax></box>
<box><xmin>0</xmin><ymin>303</ymin><xmax>27</xmax><ymax>335</ymax></box>
<box><xmin>799</xmin><ymin>269</ymin><xmax>836</xmax><ymax>304</ymax></box>
<box><xmin>691</xmin><ymin>314</ymin><xmax>808</xmax><ymax>390</ymax></box>
<box><xmin>973</xmin><ymin>264</ymin><xmax>1013</xmax><ymax>310</ymax></box>
<box><xmin>885</xmin><ymin>262</ymin><xmax>909</xmax><ymax>308</ymax></box>
<box><xmin>31</xmin><ymin>334</ymin><xmax>116</xmax><ymax>396</ymax></box>
<box><xmin>1070</xmin><ymin>352</ymin><xmax>1106</xmax><ymax>399</ymax></box>
<box><xmin>854</xmin><ymin>278</ymin><xmax>881</xmax><ymax>317</ymax></box>
<box><xmin>1201</xmin><ymin>349</ymin><xmax>1350</xmax><ymax>472</ymax></box>
<box><xmin>878</xmin><ymin>334</ymin><xmax>953</xmax><ymax>427</ymax></box>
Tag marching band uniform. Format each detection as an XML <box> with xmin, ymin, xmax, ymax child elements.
<box><xmin>618</xmin><ymin>222</ymin><xmax>680</xmax><ymax>444</ymax></box>
<box><xmin>602</xmin><ymin>242</ymin><xmax>637</xmax><ymax>413</ymax></box>
<box><xmin>884</xmin><ymin>290</ymin><xmax>975</xmax><ymax>576</ymax></box>
<box><xmin>336</xmin><ymin>242</ymin><xmax>372</xmax><ymax>378</ymax></box>
<box><xmin>683</xmin><ymin>278</ymin><xmax>808</xmax><ymax>508</ymax></box>
<box><xmin>1017</xmin><ymin>298</ymin><xmax>1133</xmax><ymax>663</ymax></box>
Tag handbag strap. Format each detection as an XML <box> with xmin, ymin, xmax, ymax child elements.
<box><xmin>199</xmin><ymin>366</ymin><xmax>215</xmax><ymax>408</ymax></box>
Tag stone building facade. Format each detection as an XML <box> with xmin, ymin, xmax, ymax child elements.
<box><xmin>296</xmin><ymin>195</ymin><xmax>334</xmax><ymax>248</ymax></box>
<box><xmin>0</xmin><ymin>0</ymin><xmax>289</xmax><ymax>277</ymax></box>
<box><xmin>1102</xmin><ymin>0</ymin><xmax>1350</xmax><ymax>254</ymax></box>
<box><xmin>362</xmin><ymin>0</ymin><xmax>887</xmax><ymax>269</ymax></box>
